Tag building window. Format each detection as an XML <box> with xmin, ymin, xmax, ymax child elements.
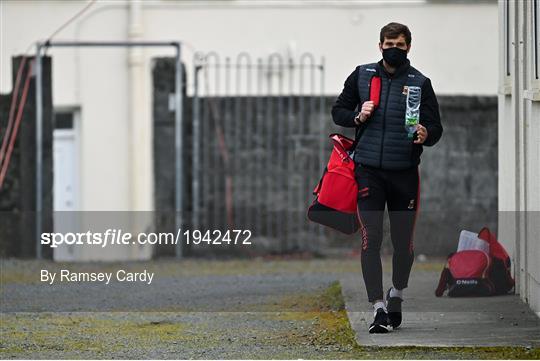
<box><xmin>504</xmin><ymin>0</ymin><xmax>511</xmax><ymax>77</ymax></box>
<box><xmin>534</xmin><ymin>0</ymin><xmax>539</xmax><ymax>79</ymax></box>
<box><xmin>54</xmin><ymin>111</ymin><xmax>74</xmax><ymax>129</ymax></box>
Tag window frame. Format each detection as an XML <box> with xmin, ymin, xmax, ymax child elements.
<box><xmin>533</xmin><ymin>0</ymin><xmax>539</xmax><ymax>81</ymax></box>
<box><xmin>500</xmin><ymin>0</ymin><xmax>513</xmax><ymax>95</ymax></box>
<box><xmin>525</xmin><ymin>0</ymin><xmax>540</xmax><ymax>101</ymax></box>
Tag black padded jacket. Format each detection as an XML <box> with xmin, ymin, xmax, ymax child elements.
<box><xmin>331</xmin><ymin>59</ymin><xmax>443</xmax><ymax>170</ymax></box>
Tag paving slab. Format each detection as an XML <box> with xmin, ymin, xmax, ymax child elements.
<box><xmin>340</xmin><ymin>269</ymin><xmax>540</xmax><ymax>347</ymax></box>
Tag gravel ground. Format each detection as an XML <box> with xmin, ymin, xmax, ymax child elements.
<box><xmin>1</xmin><ymin>257</ymin><xmax>358</xmax><ymax>358</ymax></box>
<box><xmin>1</xmin><ymin>257</ymin><xmax>361</xmax><ymax>312</ymax></box>
<box><xmin>1</xmin><ymin>257</ymin><xmax>538</xmax><ymax>359</ymax></box>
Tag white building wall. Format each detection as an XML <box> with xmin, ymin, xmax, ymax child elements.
<box><xmin>2</xmin><ymin>1</ymin><xmax>499</xmax><ymax>96</ymax></box>
<box><xmin>498</xmin><ymin>0</ymin><xmax>540</xmax><ymax>317</ymax></box>
<box><xmin>522</xmin><ymin>0</ymin><xmax>540</xmax><ymax>315</ymax></box>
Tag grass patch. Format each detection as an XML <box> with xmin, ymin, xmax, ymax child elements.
<box><xmin>352</xmin><ymin>346</ymin><xmax>540</xmax><ymax>359</ymax></box>
<box><xmin>0</xmin><ymin>312</ymin><xmax>218</xmax><ymax>358</ymax></box>
<box><xmin>265</xmin><ymin>280</ymin><xmax>359</xmax><ymax>352</ymax></box>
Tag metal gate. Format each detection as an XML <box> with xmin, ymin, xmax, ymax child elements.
<box><xmin>191</xmin><ymin>52</ymin><xmax>327</xmax><ymax>253</ymax></box>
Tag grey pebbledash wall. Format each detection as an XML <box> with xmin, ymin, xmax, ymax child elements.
<box><xmin>414</xmin><ymin>96</ymin><xmax>498</xmax><ymax>256</ymax></box>
<box><xmin>0</xmin><ymin>56</ymin><xmax>53</xmax><ymax>258</ymax></box>
<box><xmin>153</xmin><ymin>58</ymin><xmax>498</xmax><ymax>257</ymax></box>
<box><xmin>152</xmin><ymin>58</ymin><xmax>190</xmax><ymax>257</ymax></box>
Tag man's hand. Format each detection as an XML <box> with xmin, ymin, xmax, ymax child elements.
<box><xmin>358</xmin><ymin>101</ymin><xmax>375</xmax><ymax>123</ymax></box>
<box><xmin>414</xmin><ymin>124</ymin><xmax>428</xmax><ymax>144</ymax></box>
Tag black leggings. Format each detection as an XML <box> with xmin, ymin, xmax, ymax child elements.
<box><xmin>355</xmin><ymin>163</ymin><xmax>420</xmax><ymax>303</ymax></box>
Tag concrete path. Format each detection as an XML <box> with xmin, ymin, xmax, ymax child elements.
<box><xmin>340</xmin><ymin>268</ymin><xmax>540</xmax><ymax>348</ymax></box>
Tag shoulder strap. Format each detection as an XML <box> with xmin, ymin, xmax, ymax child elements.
<box><xmin>435</xmin><ymin>267</ymin><xmax>451</xmax><ymax>297</ymax></box>
<box><xmin>351</xmin><ymin>125</ymin><xmax>362</xmax><ymax>151</ymax></box>
<box><xmin>351</xmin><ymin>67</ymin><xmax>381</xmax><ymax>151</ymax></box>
<box><xmin>435</xmin><ymin>253</ymin><xmax>455</xmax><ymax>297</ymax></box>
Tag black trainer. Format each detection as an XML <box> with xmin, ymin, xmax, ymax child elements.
<box><xmin>386</xmin><ymin>288</ymin><xmax>403</xmax><ymax>329</ymax></box>
<box><xmin>368</xmin><ymin>308</ymin><xmax>390</xmax><ymax>334</ymax></box>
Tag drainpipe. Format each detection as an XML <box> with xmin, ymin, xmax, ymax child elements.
<box><xmin>128</xmin><ymin>1</ymin><xmax>152</xmax><ymax>259</ymax></box>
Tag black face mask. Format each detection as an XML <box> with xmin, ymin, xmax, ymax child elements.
<box><xmin>382</xmin><ymin>47</ymin><xmax>408</xmax><ymax>67</ymax></box>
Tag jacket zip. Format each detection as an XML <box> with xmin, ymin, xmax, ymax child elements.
<box><xmin>379</xmin><ymin>78</ymin><xmax>392</xmax><ymax>168</ymax></box>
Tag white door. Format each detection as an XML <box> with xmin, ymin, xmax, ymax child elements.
<box><xmin>52</xmin><ymin>112</ymin><xmax>80</xmax><ymax>261</ymax></box>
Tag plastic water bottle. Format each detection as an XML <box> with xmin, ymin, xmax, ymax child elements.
<box><xmin>405</xmin><ymin>86</ymin><xmax>421</xmax><ymax>139</ymax></box>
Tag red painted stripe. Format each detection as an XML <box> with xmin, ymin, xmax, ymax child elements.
<box><xmin>409</xmin><ymin>167</ymin><xmax>421</xmax><ymax>254</ymax></box>
<box><xmin>356</xmin><ymin>201</ymin><xmax>369</xmax><ymax>251</ymax></box>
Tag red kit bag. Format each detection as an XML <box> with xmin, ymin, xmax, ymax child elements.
<box><xmin>307</xmin><ymin>133</ymin><xmax>359</xmax><ymax>234</ymax></box>
<box><xmin>435</xmin><ymin>227</ymin><xmax>515</xmax><ymax>297</ymax></box>
<box><xmin>308</xmin><ymin>74</ymin><xmax>381</xmax><ymax>234</ymax></box>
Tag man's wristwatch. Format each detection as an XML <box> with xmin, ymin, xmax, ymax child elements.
<box><xmin>353</xmin><ymin>112</ymin><xmax>363</xmax><ymax>125</ymax></box>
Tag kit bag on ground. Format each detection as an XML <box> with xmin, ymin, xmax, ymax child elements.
<box><xmin>435</xmin><ymin>227</ymin><xmax>515</xmax><ymax>297</ymax></box>
<box><xmin>307</xmin><ymin>133</ymin><xmax>359</xmax><ymax>234</ymax></box>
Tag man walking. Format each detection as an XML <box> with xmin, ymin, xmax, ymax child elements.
<box><xmin>331</xmin><ymin>22</ymin><xmax>443</xmax><ymax>333</ymax></box>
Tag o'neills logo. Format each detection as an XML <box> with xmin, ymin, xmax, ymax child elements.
<box><xmin>456</xmin><ymin>279</ymin><xmax>478</xmax><ymax>285</ymax></box>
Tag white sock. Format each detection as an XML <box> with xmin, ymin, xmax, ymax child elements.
<box><xmin>373</xmin><ymin>301</ymin><xmax>387</xmax><ymax>312</ymax></box>
<box><xmin>390</xmin><ymin>286</ymin><xmax>403</xmax><ymax>299</ymax></box>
